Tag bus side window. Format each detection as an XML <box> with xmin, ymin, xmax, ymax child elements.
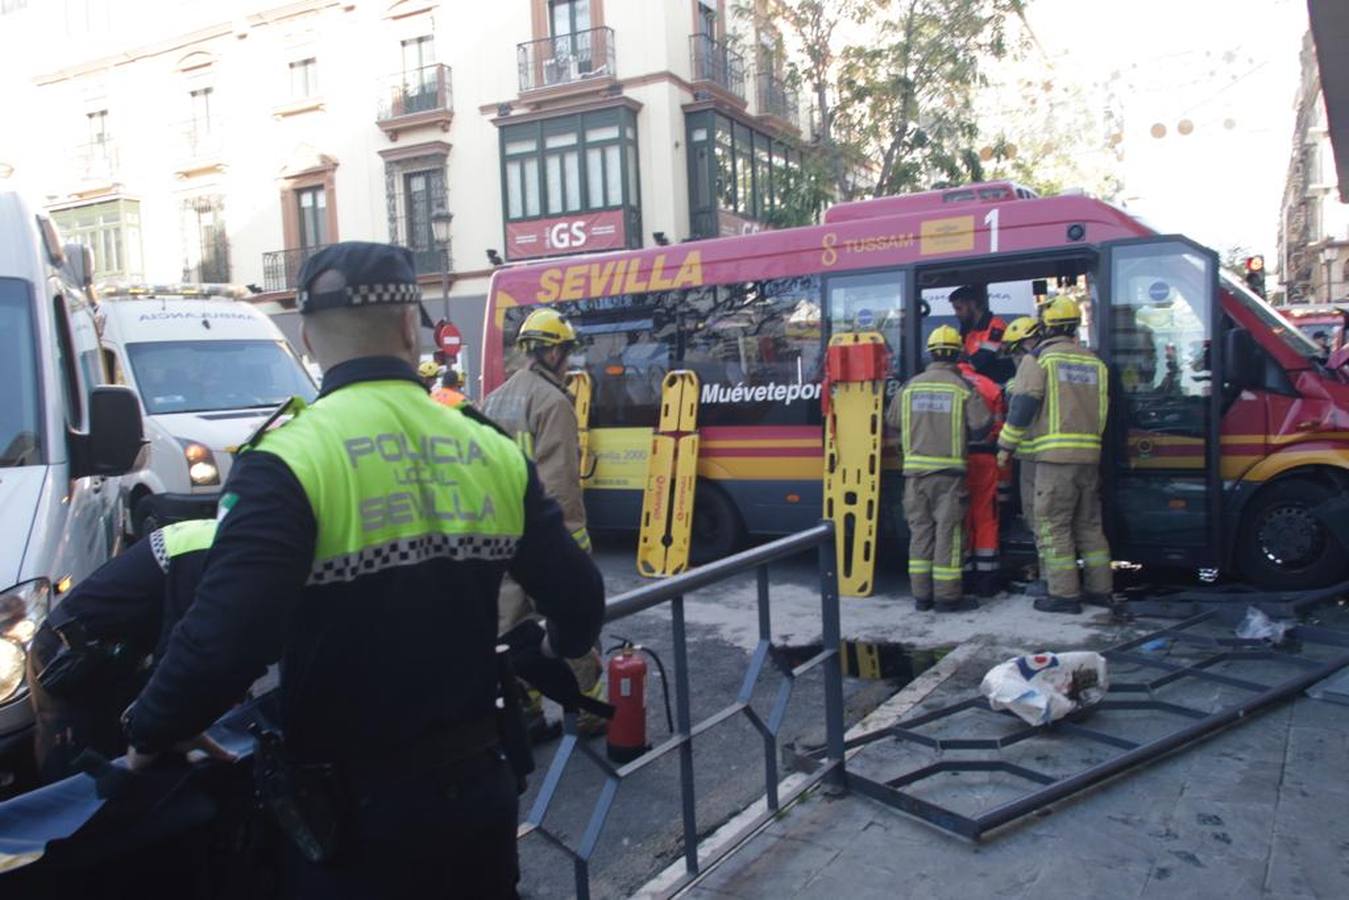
<box><xmin>685</xmin><ymin>277</ymin><xmax>822</xmax><ymax>428</ymax></box>
<box><xmin>826</xmin><ymin>271</ymin><xmax>905</xmax><ymax>392</ymax></box>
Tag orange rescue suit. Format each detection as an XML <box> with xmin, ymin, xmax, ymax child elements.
<box><xmin>959</xmin><ymin>364</ymin><xmax>1007</xmax><ymax>583</ymax></box>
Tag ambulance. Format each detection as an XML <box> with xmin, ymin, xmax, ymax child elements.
<box><xmin>97</xmin><ymin>284</ymin><xmax>317</xmax><ymax>538</ymax></box>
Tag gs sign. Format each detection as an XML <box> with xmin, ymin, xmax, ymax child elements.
<box><xmin>506</xmin><ymin>209</ymin><xmax>627</xmax><ymax>260</ymax></box>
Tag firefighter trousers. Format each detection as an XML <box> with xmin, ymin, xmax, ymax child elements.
<box><xmin>1033</xmin><ymin>462</ymin><xmax>1112</xmax><ymax>599</ymax></box>
<box><xmin>904</xmin><ymin>473</ymin><xmax>968</xmax><ymax>604</ymax></box>
<box><xmin>965</xmin><ymin>453</ymin><xmax>1000</xmax><ymax>577</ymax></box>
<box><xmin>1019</xmin><ymin>458</ymin><xmax>1043</xmax><ymax>575</ymax></box>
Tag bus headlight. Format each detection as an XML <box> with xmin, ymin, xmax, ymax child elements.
<box><xmin>0</xmin><ymin>578</ymin><xmax>50</xmax><ymax>704</ymax></box>
<box><xmin>181</xmin><ymin>440</ymin><xmax>220</xmax><ymax>486</ymax></box>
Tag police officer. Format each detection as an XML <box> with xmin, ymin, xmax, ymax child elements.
<box><xmin>121</xmin><ymin>242</ymin><xmax>604</xmax><ymax>898</ymax></box>
<box><xmin>1000</xmin><ymin>316</ymin><xmax>1045</xmax><ymax>595</ymax></box>
<box><xmin>996</xmin><ymin>298</ymin><xmax>1111</xmax><ymax>614</ymax></box>
<box><xmin>890</xmin><ymin>326</ymin><xmax>992</xmax><ymax>612</ymax></box>
<box><xmin>26</xmin><ymin>519</ymin><xmax>225</xmax><ymax>783</ymax></box>
<box><xmin>949</xmin><ymin>284</ymin><xmax>1015</xmax><ymax>383</ymax></box>
<box><xmin>483</xmin><ymin>307</ymin><xmax>604</xmax><ymax>735</ymax></box>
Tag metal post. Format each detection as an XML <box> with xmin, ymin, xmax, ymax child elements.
<box><xmin>755</xmin><ymin>564</ymin><xmax>779</xmax><ymax>810</ymax></box>
<box><xmin>441</xmin><ymin>247</ymin><xmax>451</xmax><ymax>323</ymax></box>
<box><xmin>817</xmin><ymin>525</ymin><xmax>847</xmax><ymax>792</ymax></box>
<box><xmin>670</xmin><ymin>594</ymin><xmax>699</xmax><ymax>875</ymax></box>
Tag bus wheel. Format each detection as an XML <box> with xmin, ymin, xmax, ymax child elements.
<box><xmin>690</xmin><ymin>482</ymin><xmax>746</xmax><ymax>564</ymax></box>
<box><xmin>1237</xmin><ymin>479</ymin><xmax>1348</xmax><ymax>589</ymax></box>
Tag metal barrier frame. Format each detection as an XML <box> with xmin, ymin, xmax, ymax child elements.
<box><xmin>842</xmin><ymin>609</ymin><xmax>1349</xmax><ymax>841</ymax></box>
<box><xmin>516</xmin><ymin>522</ymin><xmax>846</xmax><ymax>899</ymax></box>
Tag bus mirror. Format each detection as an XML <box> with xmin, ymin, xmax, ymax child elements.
<box><xmin>1224</xmin><ymin>327</ymin><xmax>1258</xmax><ymax>387</ymax></box>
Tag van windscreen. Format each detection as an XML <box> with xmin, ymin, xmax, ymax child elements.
<box><xmin>126</xmin><ymin>339</ymin><xmax>318</xmax><ymax>414</ymax></box>
<box><xmin>0</xmin><ymin>279</ymin><xmax>44</xmax><ymax>467</ymax></box>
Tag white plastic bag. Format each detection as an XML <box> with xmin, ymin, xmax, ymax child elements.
<box><xmin>979</xmin><ymin>651</ymin><xmax>1110</xmax><ymax>726</ymax></box>
<box><xmin>1235</xmin><ymin>606</ymin><xmax>1291</xmax><ymax>645</ymax></box>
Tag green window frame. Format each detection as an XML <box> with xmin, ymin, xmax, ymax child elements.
<box><xmin>499</xmin><ymin>107</ymin><xmax>640</xmax><ymax>223</ymax></box>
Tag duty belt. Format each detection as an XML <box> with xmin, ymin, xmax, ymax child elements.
<box><xmin>338</xmin><ymin>715</ymin><xmax>500</xmax><ymax>798</ymax></box>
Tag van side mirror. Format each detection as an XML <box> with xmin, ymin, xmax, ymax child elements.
<box><xmin>1223</xmin><ymin>327</ymin><xmax>1258</xmax><ymax>391</ymax></box>
<box><xmin>87</xmin><ymin>386</ymin><xmax>146</xmax><ymax>476</ymax></box>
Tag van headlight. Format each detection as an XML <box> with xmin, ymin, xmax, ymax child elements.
<box><xmin>0</xmin><ymin>578</ymin><xmax>50</xmax><ymax>704</ymax></box>
<box><xmin>180</xmin><ymin>440</ymin><xmax>220</xmax><ymax>486</ymax></box>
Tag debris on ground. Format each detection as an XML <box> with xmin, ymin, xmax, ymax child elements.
<box><xmin>978</xmin><ymin>650</ymin><xmax>1110</xmax><ymax>726</ymax></box>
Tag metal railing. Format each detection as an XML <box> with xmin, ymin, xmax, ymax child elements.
<box><xmin>518</xmin><ymin>522</ymin><xmax>846</xmax><ymax>899</ymax></box>
<box><xmin>690</xmin><ymin>33</ymin><xmax>745</xmax><ymax>100</ymax></box>
<box><xmin>377</xmin><ymin>64</ymin><xmax>453</xmax><ymax>121</ymax></box>
<box><xmin>756</xmin><ymin>72</ymin><xmax>799</xmax><ymax>128</ymax></box>
<box><xmin>262</xmin><ymin>244</ymin><xmax>330</xmax><ymax>292</ymax></box>
<box><xmin>517</xmin><ymin>26</ymin><xmax>615</xmax><ymax>93</ymax></box>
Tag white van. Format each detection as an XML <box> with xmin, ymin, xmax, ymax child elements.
<box><xmin>97</xmin><ymin>285</ymin><xmax>318</xmax><ymax>537</ymax></box>
<box><xmin>0</xmin><ymin>190</ymin><xmax>144</xmax><ymax>780</ymax></box>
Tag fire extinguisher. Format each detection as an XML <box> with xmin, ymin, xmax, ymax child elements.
<box><xmin>604</xmin><ymin>639</ymin><xmax>674</xmax><ymax>764</ymax></box>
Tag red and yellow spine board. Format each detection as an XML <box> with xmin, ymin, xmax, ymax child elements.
<box><xmin>638</xmin><ymin>371</ymin><xmax>701</xmax><ymax>577</ymax></box>
<box><xmin>823</xmin><ymin>333</ymin><xmax>888</xmax><ymax>597</ymax></box>
<box><xmin>566</xmin><ymin>370</ymin><xmax>595</xmax><ymax>482</ymax></box>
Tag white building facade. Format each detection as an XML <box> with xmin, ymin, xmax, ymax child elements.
<box><xmin>0</xmin><ymin>0</ymin><xmax>805</xmax><ymax>385</ymax></box>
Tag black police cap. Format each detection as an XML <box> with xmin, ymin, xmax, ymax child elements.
<box><xmin>295</xmin><ymin>241</ymin><xmax>422</xmax><ymax>314</ymax></box>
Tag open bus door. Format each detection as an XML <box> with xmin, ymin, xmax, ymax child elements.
<box><xmin>1099</xmin><ymin>237</ymin><xmax>1223</xmax><ymax>572</ymax></box>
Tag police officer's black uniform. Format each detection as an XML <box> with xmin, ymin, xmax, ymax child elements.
<box><xmin>121</xmin><ymin>243</ymin><xmax>605</xmax><ymax>898</ymax></box>
<box><xmin>27</xmin><ymin>521</ymin><xmax>213</xmax><ymax>784</ymax></box>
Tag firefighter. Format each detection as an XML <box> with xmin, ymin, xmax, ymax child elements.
<box><xmin>1000</xmin><ymin>315</ymin><xmax>1045</xmax><ymax>594</ymax></box>
<box><xmin>121</xmin><ymin>242</ymin><xmax>605</xmax><ymax>898</ymax></box>
<box><xmin>483</xmin><ymin>307</ymin><xmax>605</xmax><ymax>736</ymax></box>
<box><xmin>957</xmin><ymin>361</ymin><xmax>1005</xmax><ymax>597</ymax></box>
<box><xmin>996</xmin><ymin>298</ymin><xmax>1112</xmax><ymax>614</ymax></box>
<box><xmin>950</xmin><ymin>284</ymin><xmax>1015</xmax><ymax>384</ymax></box>
<box><xmin>26</xmin><ymin>519</ymin><xmax>229</xmax><ymax>783</ymax></box>
<box><xmin>890</xmin><ymin>326</ymin><xmax>992</xmax><ymax>612</ymax></box>
<box><xmin>417</xmin><ymin>359</ymin><xmax>440</xmax><ymax>390</ymax></box>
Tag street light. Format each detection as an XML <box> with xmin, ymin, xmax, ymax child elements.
<box><xmin>431</xmin><ymin>206</ymin><xmax>452</xmax><ymax>322</ymax></box>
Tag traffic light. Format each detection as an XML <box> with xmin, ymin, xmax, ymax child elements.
<box><xmin>1244</xmin><ymin>255</ymin><xmax>1266</xmax><ymax>298</ymax></box>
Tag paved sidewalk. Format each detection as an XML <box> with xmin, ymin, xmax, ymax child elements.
<box><xmin>681</xmin><ymin>663</ymin><xmax>1349</xmax><ymax>899</ymax></box>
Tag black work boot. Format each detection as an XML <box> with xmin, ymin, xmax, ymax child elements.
<box><xmin>914</xmin><ymin>596</ymin><xmax>934</xmax><ymax>612</ymax></box>
<box><xmin>1034</xmin><ymin>595</ymin><xmax>1083</xmax><ymax>614</ymax></box>
<box><xmin>974</xmin><ymin>570</ymin><xmax>1001</xmax><ymax>599</ymax></box>
<box><xmin>1083</xmin><ymin>592</ymin><xmax>1116</xmax><ymax>608</ymax></box>
<box><xmin>936</xmin><ymin>597</ymin><xmax>979</xmax><ymax>613</ymax></box>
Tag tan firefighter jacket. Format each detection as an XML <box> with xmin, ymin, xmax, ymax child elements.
<box><xmin>888</xmin><ymin>361</ymin><xmax>993</xmax><ymax>476</ymax></box>
<box><xmin>483</xmin><ymin>361</ymin><xmax>590</xmax><ymax>549</ymax></box>
<box><xmin>998</xmin><ymin>335</ymin><xmax>1109</xmax><ymax>465</ymax></box>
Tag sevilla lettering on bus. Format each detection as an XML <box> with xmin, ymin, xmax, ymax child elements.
<box><xmin>701</xmin><ymin>381</ymin><xmax>822</xmax><ymax>405</ymax></box>
<box><xmin>536</xmin><ymin>251</ymin><xmax>703</xmax><ymax>302</ymax></box>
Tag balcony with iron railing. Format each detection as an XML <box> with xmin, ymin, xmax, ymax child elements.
<box><xmin>517</xmin><ymin>26</ymin><xmax>615</xmax><ymax>94</ymax></box>
<box><xmin>689</xmin><ymin>33</ymin><xmax>745</xmax><ymax>102</ymax></box>
<box><xmin>376</xmin><ymin>64</ymin><xmax>453</xmax><ymax>139</ymax></box>
<box><xmin>75</xmin><ymin>140</ymin><xmax>119</xmax><ymax>184</ymax></box>
<box><xmin>262</xmin><ymin>244</ymin><xmax>331</xmax><ymax>293</ymax></box>
<box><xmin>756</xmin><ymin>72</ymin><xmax>799</xmax><ymax>131</ymax></box>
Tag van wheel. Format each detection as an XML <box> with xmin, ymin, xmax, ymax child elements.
<box><xmin>1237</xmin><ymin>479</ymin><xmax>1349</xmax><ymax>589</ymax></box>
<box><xmin>690</xmin><ymin>482</ymin><xmax>745</xmax><ymax>565</ymax></box>
<box><xmin>132</xmin><ymin>497</ymin><xmax>161</xmax><ymax>542</ymax></box>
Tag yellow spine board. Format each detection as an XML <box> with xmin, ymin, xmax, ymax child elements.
<box><xmin>637</xmin><ymin>370</ymin><xmax>701</xmax><ymax>577</ymax></box>
<box><xmin>823</xmin><ymin>333</ymin><xmax>884</xmax><ymax>597</ymax></box>
<box><xmin>566</xmin><ymin>370</ymin><xmax>594</xmax><ymax>481</ymax></box>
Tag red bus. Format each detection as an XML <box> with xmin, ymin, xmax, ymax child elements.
<box><xmin>482</xmin><ymin>182</ymin><xmax>1349</xmax><ymax>588</ymax></box>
